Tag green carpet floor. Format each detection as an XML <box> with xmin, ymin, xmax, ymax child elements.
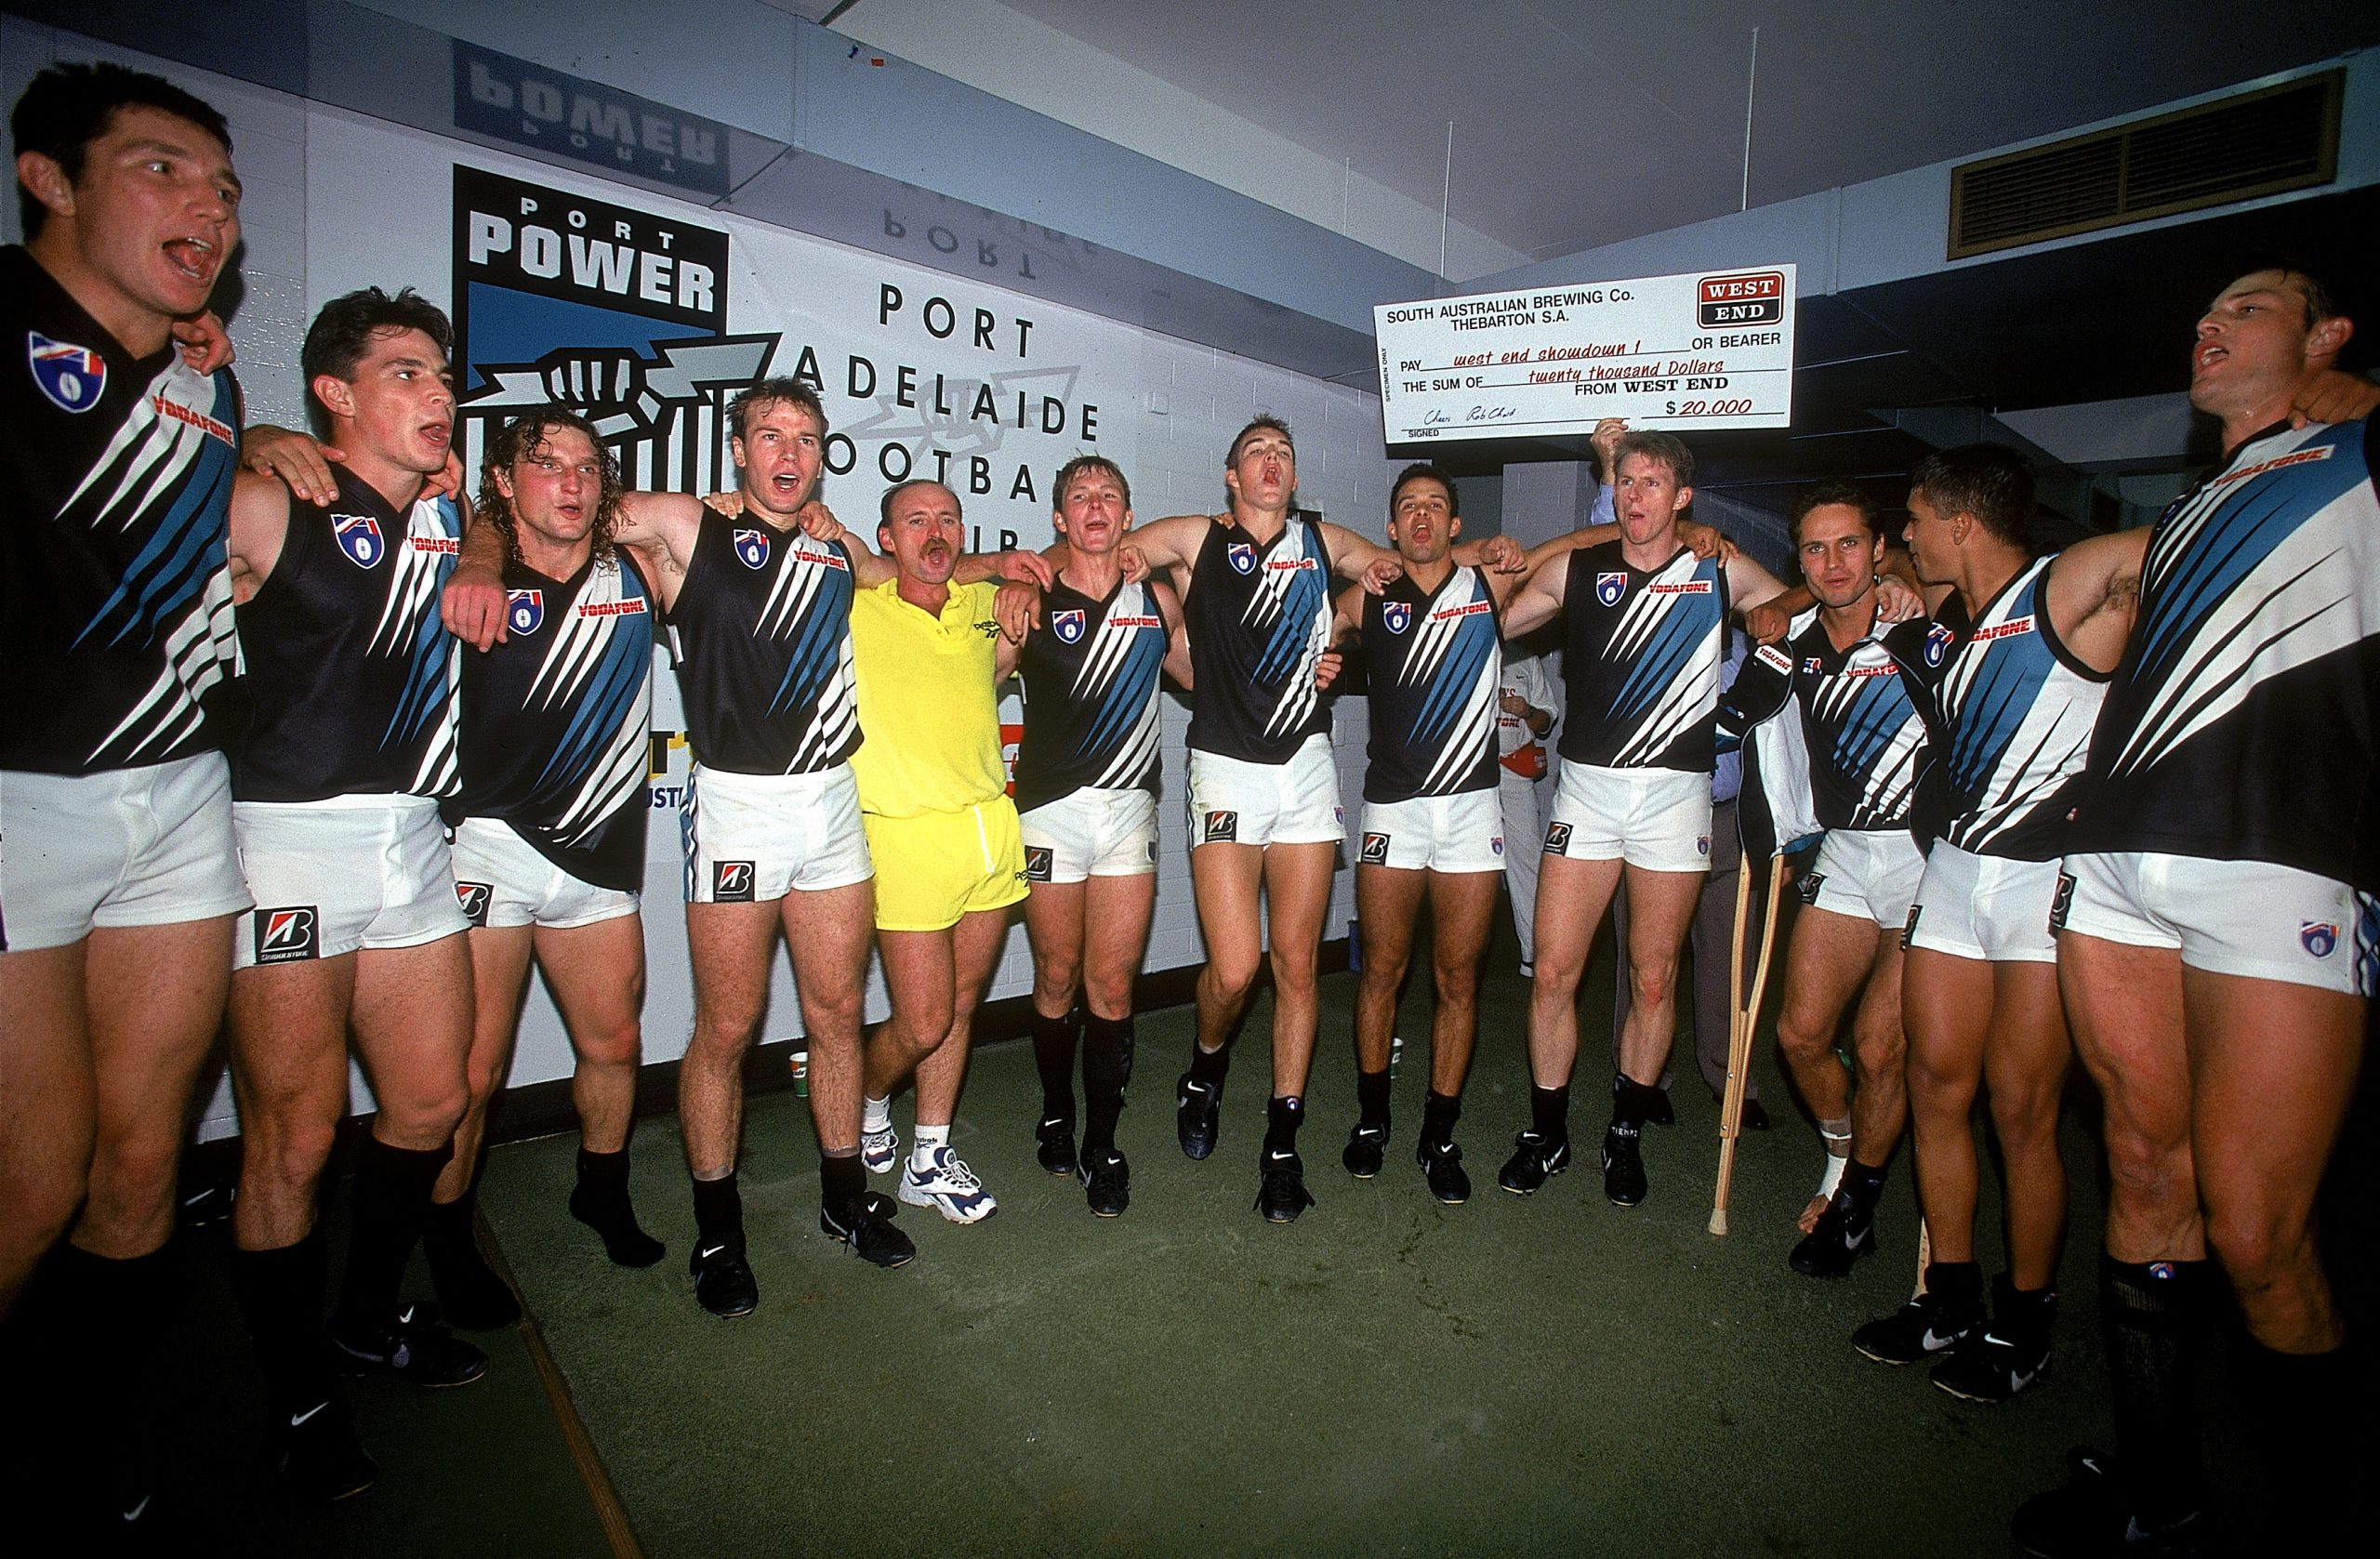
<box><xmin>15</xmin><ymin>912</ymin><xmax>2367</xmax><ymax>1555</ymax></box>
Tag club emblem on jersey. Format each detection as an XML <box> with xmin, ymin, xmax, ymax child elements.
<box><xmin>1203</xmin><ymin>810</ymin><xmax>1238</xmax><ymax>843</ymax></box>
<box><xmin>1923</xmin><ymin>623</ymin><xmax>1956</xmax><ymax>667</ymax></box>
<box><xmin>1595</xmin><ymin>572</ymin><xmax>1627</xmax><ymax>607</ymax></box>
<box><xmin>2301</xmin><ymin>921</ymin><xmax>2339</xmax><ymax>958</ymax></box>
<box><xmin>455</xmin><ymin>881</ymin><xmax>493</xmax><ymax>927</ymax></box>
<box><xmin>714</xmin><ymin>861</ymin><xmax>756</xmax><ymax>902</ymax></box>
<box><xmin>1227</xmin><ymin>542</ymin><xmax>1257</xmax><ymax>575</ymax></box>
<box><xmin>254</xmin><ymin>906</ymin><xmax>319</xmax><ymax>964</ymax></box>
<box><xmin>506</xmin><ymin>589</ymin><xmax>545</xmax><ymax>635</ymax></box>
<box><xmin>1544</xmin><ymin>821</ymin><xmax>1572</xmax><ymax>855</ymax></box>
<box><xmin>1051</xmin><ymin>609</ymin><xmax>1087</xmax><ymax>645</ymax></box>
<box><xmin>1025</xmin><ymin>846</ymin><xmax>1054</xmax><ymax>882</ymax></box>
<box><xmin>28</xmin><ymin>331</ymin><xmax>106</xmax><ymax>412</ymax></box>
<box><xmin>734</xmin><ymin>528</ymin><xmax>770</xmax><ymax>569</ymax></box>
<box><xmin>333</xmin><ymin>514</ymin><xmax>385</xmax><ymax>568</ymax></box>
<box><xmin>1359</xmin><ymin>832</ymin><xmax>1391</xmax><ymax>865</ymax></box>
<box><xmin>1382</xmin><ymin>601</ymin><xmax>1412</xmax><ymax>635</ymax></box>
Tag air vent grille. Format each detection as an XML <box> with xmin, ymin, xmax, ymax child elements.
<box><xmin>1949</xmin><ymin>70</ymin><xmax>2341</xmax><ymax>259</ymax></box>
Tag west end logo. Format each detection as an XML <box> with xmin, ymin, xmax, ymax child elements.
<box><xmin>1595</xmin><ymin>572</ymin><xmax>1627</xmax><ymax>607</ymax></box>
<box><xmin>1227</xmin><ymin>542</ymin><xmax>1257</xmax><ymax>575</ymax></box>
<box><xmin>333</xmin><ymin>514</ymin><xmax>385</xmax><ymax>568</ymax></box>
<box><xmin>1382</xmin><ymin>601</ymin><xmax>1412</xmax><ymax>635</ymax></box>
<box><xmin>28</xmin><ymin>331</ymin><xmax>105</xmax><ymax>412</ymax></box>
<box><xmin>507</xmin><ymin>588</ymin><xmax>545</xmax><ymax>634</ymax></box>
<box><xmin>734</xmin><ymin>529</ymin><xmax>770</xmax><ymax>569</ymax></box>
<box><xmin>1051</xmin><ymin>608</ymin><xmax>1087</xmax><ymax>645</ymax></box>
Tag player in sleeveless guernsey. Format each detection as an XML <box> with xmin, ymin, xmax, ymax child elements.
<box><xmin>412</xmin><ymin>409</ymin><xmax>666</xmax><ymax>1333</ymax></box>
<box><xmin>1083</xmin><ymin>416</ymin><xmax>1508</xmax><ymax>1222</ymax></box>
<box><xmin>221</xmin><ymin>288</ymin><xmax>483</xmax><ymax>1495</ymax></box>
<box><xmin>442</xmin><ymin>381</ymin><xmax>1046</xmax><ymax>1302</ymax></box>
<box><xmin>1735</xmin><ymin>485</ymin><xmax>1933</xmax><ymax>1279</ymax></box>
<box><xmin>0</xmin><ymin>63</ymin><xmax>253</xmax><ymax>1530</ymax></box>
<box><xmin>847</xmin><ymin>481</ymin><xmax>1036</xmax><ymax>1228</ymax></box>
<box><xmin>1320</xmin><ymin>463</ymin><xmax>1556</xmax><ymax>1206</ymax></box>
<box><xmin>1494</xmin><ymin>431</ymin><xmax>1792</xmax><ymax>1209</ymax></box>
<box><xmin>2018</xmin><ymin>271</ymin><xmax>2380</xmax><ymax>1553</ymax></box>
<box><xmin>1846</xmin><ymin>443</ymin><xmax>2148</xmax><ymax>1408</ymax></box>
<box><xmin>1012</xmin><ymin>456</ymin><xmax>1188</xmax><ymax>1216</ymax></box>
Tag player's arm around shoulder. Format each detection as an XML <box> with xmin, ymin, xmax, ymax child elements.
<box><xmin>1154</xmin><ymin>579</ymin><xmax>1194</xmax><ymax>690</ymax></box>
<box><xmin>1723</xmin><ymin>550</ymin><xmax>1791</xmax><ymax>615</ymax></box>
<box><xmin>1499</xmin><ymin>537</ymin><xmax>1577</xmax><ymax>637</ymax></box>
<box><xmin>227</xmin><ymin>465</ymin><xmax>297</xmax><ymax>601</ymax></box>
<box><xmin>2045</xmin><ymin>525</ymin><xmax>2151</xmax><ymax>674</ymax></box>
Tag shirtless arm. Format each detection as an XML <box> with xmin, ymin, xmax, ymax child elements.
<box><xmin>2044</xmin><ymin>526</ymin><xmax>2152</xmax><ymax>674</ymax></box>
<box><xmin>225</xmin><ymin>469</ymin><xmax>295</xmax><ymax>602</ymax></box>
<box><xmin>1155</xmin><ymin>580</ymin><xmax>1194</xmax><ymax>690</ymax></box>
<box><xmin>1500</xmin><ymin>545</ymin><xmax>1572</xmax><ymax>638</ymax></box>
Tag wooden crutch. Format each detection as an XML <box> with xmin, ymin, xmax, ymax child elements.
<box><xmin>1710</xmin><ymin>849</ymin><xmax>1789</xmax><ymax>1235</ymax></box>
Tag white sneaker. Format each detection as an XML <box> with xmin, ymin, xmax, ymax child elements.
<box><xmin>860</xmin><ymin>1121</ymin><xmax>900</xmax><ymax>1175</ymax></box>
<box><xmin>897</xmin><ymin>1146</ymin><xmax>998</xmax><ymax>1223</ymax></box>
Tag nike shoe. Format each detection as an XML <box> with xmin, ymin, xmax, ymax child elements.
<box><xmin>328</xmin><ymin>1301</ymin><xmax>488</xmax><ymax>1385</ymax></box>
<box><xmin>1496</xmin><ymin>1130</ymin><xmax>1570</xmax><ymax>1195</ymax></box>
<box><xmin>860</xmin><ymin>1120</ymin><xmax>900</xmax><ymax>1175</ymax></box>
<box><xmin>2012</xmin><ymin>1448</ymin><xmax>2206</xmax><ymax>1558</ymax></box>
<box><xmin>1853</xmin><ymin>1289</ymin><xmax>1984</xmax><ymax>1366</ymax></box>
<box><xmin>1789</xmin><ymin>1192</ymin><xmax>1878</xmax><ymax>1279</ymax></box>
<box><xmin>1176</xmin><ymin>1074</ymin><xmax>1221</xmax><ymax>1160</ymax></box>
<box><xmin>1079</xmin><ymin>1147</ymin><xmax>1130</xmax><ymax>1218</ymax></box>
<box><xmin>1035</xmin><ymin>1116</ymin><xmax>1078</xmax><ymax>1178</ymax></box>
<box><xmin>1255</xmin><ymin>1148</ymin><xmax>1315</xmax><ymax>1223</ymax></box>
<box><xmin>1931</xmin><ymin>1280</ymin><xmax>2056</xmax><ymax>1403</ymax></box>
<box><xmin>687</xmin><ymin>1237</ymin><xmax>759</xmax><ymax>1317</ymax></box>
<box><xmin>1418</xmin><ymin>1138</ymin><xmax>1471</xmax><ymax>1205</ymax></box>
<box><xmin>899</xmin><ymin>1146</ymin><xmax>998</xmax><ymax>1224</ymax></box>
<box><xmin>282</xmin><ymin>1394</ymin><xmax>377</xmax><ymax>1502</ymax></box>
<box><xmin>1342</xmin><ymin>1120</ymin><xmax>1388</xmax><ymax>1178</ymax></box>
<box><xmin>819</xmin><ymin>1192</ymin><xmax>916</xmax><ymax>1268</ymax></box>
<box><xmin>1601</xmin><ymin>1123</ymin><xmax>1647</xmax><ymax>1206</ymax></box>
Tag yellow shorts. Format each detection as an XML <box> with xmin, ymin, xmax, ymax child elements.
<box><xmin>863</xmin><ymin>798</ymin><xmax>1029</xmax><ymax>931</ymax></box>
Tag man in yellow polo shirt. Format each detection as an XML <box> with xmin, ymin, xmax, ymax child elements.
<box><xmin>851</xmin><ymin>480</ymin><xmax>1030</xmax><ymax>1222</ymax></box>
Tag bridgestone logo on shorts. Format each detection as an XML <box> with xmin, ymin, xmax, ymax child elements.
<box><xmin>255</xmin><ymin>906</ymin><xmax>319</xmax><ymax>964</ymax></box>
<box><xmin>1544</xmin><ymin>821</ymin><xmax>1572</xmax><ymax>856</ymax></box>
<box><xmin>714</xmin><ymin>861</ymin><xmax>756</xmax><ymax>902</ymax></box>
<box><xmin>1901</xmin><ymin>904</ymin><xmax>1923</xmax><ymax>951</ymax></box>
<box><xmin>1796</xmin><ymin>872</ymin><xmax>1826</xmax><ymax>905</ymax></box>
<box><xmin>2049</xmin><ymin>871</ymin><xmax>2076</xmax><ymax>933</ymax></box>
<box><xmin>1359</xmin><ymin>832</ymin><xmax>1390</xmax><ymax>865</ymax></box>
<box><xmin>455</xmin><ymin>881</ymin><xmax>493</xmax><ymax>928</ymax></box>
<box><xmin>1025</xmin><ymin>846</ymin><xmax>1053</xmax><ymax>882</ymax></box>
<box><xmin>1203</xmin><ymin>810</ymin><xmax>1238</xmax><ymax>844</ymax></box>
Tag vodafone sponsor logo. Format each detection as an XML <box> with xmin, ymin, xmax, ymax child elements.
<box><xmin>411</xmin><ymin>535</ymin><xmax>462</xmax><ymax>555</ymax></box>
<box><xmin>151</xmin><ymin>392</ymin><xmax>237</xmax><ymax>445</ymax></box>
<box><xmin>1430</xmin><ymin>600</ymin><xmax>1495</xmax><ymax>622</ymax></box>
<box><xmin>1649</xmin><ymin>580</ymin><xmax>1713</xmax><ymax>595</ymax></box>
<box><xmin>1973</xmin><ymin>615</ymin><xmax>2034</xmax><ymax>642</ymax></box>
<box><xmin>2214</xmin><ymin>445</ymin><xmax>2333</xmax><ymax>488</ymax></box>
<box><xmin>577</xmin><ymin>598</ymin><xmax>649</xmax><ymax>617</ymax></box>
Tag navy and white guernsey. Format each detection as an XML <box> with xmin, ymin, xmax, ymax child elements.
<box><xmin>1558</xmin><ymin>541</ymin><xmax>1731</xmax><ymax>773</ymax></box>
<box><xmin>3</xmin><ymin>246</ymin><xmax>239</xmax><ymax>775</ymax></box>
<box><xmin>232</xmin><ymin>467</ymin><xmax>461</xmax><ymax>803</ymax></box>
<box><xmin>1012</xmin><ymin>575</ymin><xmax>1167</xmax><ymax>815</ymax></box>
<box><xmin>1362</xmin><ymin>564</ymin><xmax>1501</xmax><ymax>804</ymax></box>
<box><xmin>1786</xmin><ymin>607</ymin><xmax>1930</xmax><ymax>832</ymax></box>
<box><xmin>667</xmin><ymin>510</ymin><xmax>859</xmax><ymax>774</ymax></box>
<box><xmin>2071</xmin><ymin>414</ymin><xmax>2379</xmax><ymax>893</ymax></box>
<box><xmin>1885</xmin><ymin>554</ymin><xmax>2104</xmax><ymax>861</ymax></box>
<box><xmin>1184</xmin><ymin>514</ymin><xmax>1333</xmax><ymax>763</ymax></box>
<box><xmin>453</xmin><ymin>552</ymin><xmax>654</xmax><ymax>892</ymax></box>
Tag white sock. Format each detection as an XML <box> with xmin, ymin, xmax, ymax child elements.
<box><xmin>862</xmin><ymin>1095</ymin><xmax>892</xmax><ymax>1133</ymax></box>
<box><xmin>911</xmin><ymin>1123</ymin><xmax>950</xmax><ymax>1170</ymax></box>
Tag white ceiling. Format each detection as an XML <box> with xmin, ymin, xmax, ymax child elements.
<box><xmin>819</xmin><ymin>0</ymin><xmax>2376</xmax><ymax>280</ymax></box>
